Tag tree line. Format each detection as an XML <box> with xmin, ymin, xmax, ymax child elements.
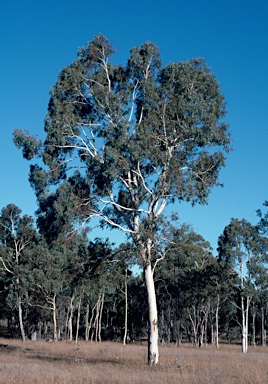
<box><xmin>1</xmin><ymin>202</ymin><xmax>268</xmax><ymax>355</ymax></box>
<box><xmin>1</xmin><ymin>34</ymin><xmax>266</xmax><ymax>363</ymax></box>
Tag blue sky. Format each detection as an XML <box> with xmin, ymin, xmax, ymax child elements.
<box><xmin>1</xmin><ymin>0</ymin><xmax>268</xmax><ymax>254</ymax></box>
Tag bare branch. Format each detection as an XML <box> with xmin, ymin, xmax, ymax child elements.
<box><xmin>0</xmin><ymin>257</ymin><xmax>14</xmax><ymax>275</ymax></box>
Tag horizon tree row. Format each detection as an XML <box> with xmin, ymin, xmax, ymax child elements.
<box><xmin>1</xmin><ymin>202</ymin><xmax>268</xmax><ymax>353</ymax></box>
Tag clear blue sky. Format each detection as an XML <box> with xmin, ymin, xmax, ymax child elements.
<box><xmin>1</xmin><ymin>0</ymin><xmax>268</xmax><ymax>254</ymax></box>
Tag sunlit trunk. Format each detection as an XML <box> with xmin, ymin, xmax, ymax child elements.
<box><xmin>252</xmin><ymin>303</ymin><xmax>256</xmax><ymax>347</ymax></box>
<box><xmin>215</xmin><ymin>293</ymin><xmax>220</xmax><ymax>349</ymax></box>
<box><xmin>241</xmin><ymin>296</ymin><xmax>250</xmax><ymax>353</ymax></box>
<box><xmin>75</xmin><ymin>295</ymin><xmax>82</xmax><ymax>345</ymax></box>
<box><xmin>18</xmin><ymin>294</ymin><xmax>26</xmax><ymax>342</ymax></box>
<box><xmin>98</xmin><ymin>292</ymin><xmax>104</xmax><ymax>342</ymax></box>
<box><xmin>52</xmin><ymin>295</ymin><xmax>58</xmax><ymax>342</ymax></box>
<box><xmin>68</xmin><ymin>295</ymin><xmax>75</xmax><ymax>341</ymax></box>
<box><xmin>85</xmin><ymin>303</ymin><xmax>90</xmax><ymax>341</ymax></box>
<box><xmin>144</xmin><ymin>262</ymin><xmax>159</xmax><ymax>365</ymax></box>
<box><xmin>123</xmin><ymin>268</ymin><xmax>128</xmax><ymax>346</ymax></box>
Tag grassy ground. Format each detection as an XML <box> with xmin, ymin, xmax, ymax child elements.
<box><xmin>0</xmin><ymin>338</ymin><xmax>267</xmax><ymax>383</ymax></box>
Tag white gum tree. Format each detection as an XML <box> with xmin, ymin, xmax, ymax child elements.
<box><xmin>0</xmin><ymin>204</ymin><xmax>37</xmax><ymax>342</ymax></box>
<box><xmin>218</xmin><ymin>218</ymin><xmax>260</xmax><ymax>353</ymax></box>
<box><xmin>14</xmin><ymin>34</ymin><xmax>231</xmax><ymax>364</ymax></box>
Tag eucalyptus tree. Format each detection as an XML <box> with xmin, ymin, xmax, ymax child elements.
<box><xmin>0</xmin><ymin>204</ymin><xmax>38</xmax><ymax>341</ymax></box>
<box><xmin>217</xmin><ymin>218</ymin><xmax>260</xmax><ymax>352</ymax></box>
<box><xmin>14</xmin><ymin>34</ymin><xmax>230</xmax><ymax>363</ymax></box>
<box><xmin>109</xmin><ymin>243</ymin><xmax>137</xmax><ymax>345</ymax></box>
<box><xmin>27</xmin><ymin>231</ymin><xmax>87</xmax><ymax>341</ymax></box>
<box><xmin>155</xmin><ymin>223</ymin><xmax>218</xmax><ymax>346</ymax></box>
<box><xmin>248</xmin><ymin>204</ymin><xmax>268</xmax><ymax>346</ymax></box>
<box><xmin>248</xmin><ymin>252</ymin><xmax>268</xmax><ymax>346</ymax></box>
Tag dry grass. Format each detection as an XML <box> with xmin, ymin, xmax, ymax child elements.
<box><xmin>0</xmin><ymin>338</ymin><xmax>267</xmax><ymax>383</ymax></box>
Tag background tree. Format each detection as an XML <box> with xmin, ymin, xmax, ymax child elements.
<box><xmin>0</xmin><ymin>204</ymin><xmax>38</xmax><ymax>341</ymax></box>
<box><xmin>155</xmin><ymin>223</ymin><xmax>219</xmax><ymax>347</ymax></box>
<box><xmin>217</xmin><ymin>218</ymin><xmax>260</xmax><ymax>352</ymax></box>
<box><xmin>14</xmin><ymin>34</ymin><xmax>230</xmax><ymax>363</ymax></box>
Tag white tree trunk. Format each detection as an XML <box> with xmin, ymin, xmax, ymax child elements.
<box><xmin>52</xmin><ymin>295</ymin><xmax>58</xmax><ymax>342</ymax></box>
<box><xmin>18</xmin><ymin>294</ymin><xmax>26</xmax><ymax>342</ymax></box>
<box><xmin>123</xmin><ymin>268</ymin><xmax>128</xmax><ymax>346</ymax></box>
<box><xmin>241</xmin><ymin>296</ymin><xmax>246</xmax><ymax>353</ymax></box>
<box><xmin>144</xmin><ymin>263</ymin><xmax>159</xmax><ymax>365</ymax></box>
<box><xmin>215</xmin><ymin>293</ymin><xmax>220</xmax><ymax>349</ymax></box>
<box><xmin>98</xmin><ymin>293</ymin><xmax>104</xmax><ymax>342</ymax></box>
<box><xmin>241</xmin><ymin>296</ymin><xmax>250</xmax><ymax>353</ymax></box>
<box><xmin>75</xmin><ymin>296</ymin><xmax>82</xmax><ymax>345</ymax></box>
<box><xmin>252</xmin><ymin>303</ymin><xmax>256</xmax><ymax>348</ymax></box>
<box><xmin>85</xmin><ymin>303</ymin><xmax>90</xmax><ymax>341</ymax></box>
<box><xmin>68</xmin><ymin>295</ymin><xmax>75</xmax><ymax>341</ymax></box>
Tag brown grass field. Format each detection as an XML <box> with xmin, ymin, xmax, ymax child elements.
<box><xmin>0</xmin><ymin>338</ymin><xmax>267</xmax><ymax>383</ymax></box>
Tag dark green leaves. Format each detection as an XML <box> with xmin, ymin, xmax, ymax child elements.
<box><xmin>14</xmin><ymin>34</ymin><xmax>231</xmax><ymax>248</ymax></box>
<box><xmin>13</xmin><ymin>130</ymin><xmax>42</xmax><ymax>160</ymax></box>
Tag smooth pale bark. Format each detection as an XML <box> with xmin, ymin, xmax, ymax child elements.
<box><xmin>85</xmin><ymin>303</ymin><xmax>90</xmax><ymax>341</ymax></box>
<box><xmin>18</xmin><ymin>294</ymin><xmax>26</xmax><ymax>342</ymax></box>
<box><xmin>98</xmin><ymin>293</ymin><xmax>104</xmax><ymax>342</ymax></box>
<box><xmin>241</xmin><ymin>296</ymin><xmax>250</xmax><ymax>353</ymax></box>
<box><xmin>68</xmin><ymin>295</ymin><xmax>75</xmax><ymax>341</ymax></box>
<box><xmin>75</xmin><ymin>296</ymin><xmax>82</xmax><ymax>345</ymax></box>
<box><xmin>52</xmin><ymin>295</ymin><xmax>58</xmax><ymax>342</ymax></box>
<box><xmin>252</xmin><ymin>304</ymin><xmax>256</xmax><ymax>347</ymax></box>
<box><xmin>123</xmin><ymin>268</ymin><xmax>128</xmax><ymax>346</ymax></box>
<box><xmin>90</xmin><ymin>294</ymin><xmax>103</xmax><ymax>342</ymax></box>
<box><xmin>240</xmin><ymin>260</ymin><xmax>248</xmax><ymax>353</ymax></box>
<box><xmin>144</xmin><ymin>263</ymin><xmax>159</xmax><ymax>365</ymax></box>
<box><xmin>215</xmin><ymin>293</ymin><xmax>220</xmax><ymax>349</ymax></box>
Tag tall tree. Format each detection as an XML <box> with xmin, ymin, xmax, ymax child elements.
<box><xmin>14</xmin><ymin>34</ymin><xmax>230</xmax><ymax>363</ymax></box>
<box><xmin>251</xmin><ymin>203</ymin><xmax>268</xmax><ymax>346</ymax></box>
<box><xmin>217</xmin><ymin>218</ymin><xmax>259</xmax><ymax>353</ymax></box>
<box><xmin>155</xmin><ymin>223</ymin><xmax>219</xmax><ymax>346</ymax></box>
<box><xmin>0</xmin><ymin>204</ymin><xmax>38</xmax><ymax>341</ymax></box>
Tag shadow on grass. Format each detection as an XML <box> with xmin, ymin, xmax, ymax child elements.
<box><xmin>24</xmin><ymin>352</ymin><xmax>123</xmax><ymax>366</ymax></box>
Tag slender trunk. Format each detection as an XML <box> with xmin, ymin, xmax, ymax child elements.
<box><xmin>211</xmin><ymin>324</ymin><xmax>215</xmax><ymax>345</ymax></box>
<box><xmin>68</xmin><ymin>295</ymin><xmax>75</xmax><ymax>341</ymax></box>
<box><xmin>240</xmin><ymin>259</ymin><xmax>248</xmax><ymax>353</ymax></box>
<box><xmin>92</xmin><ymin>294</ymin><xmax>102</xmax><ymax>342</ymax></box>
<box><xmin>161</xmin><ymin>308</ymin><xmax>165</xmax><ymax>345</ymax></box>
<box><xmin>252</xmin><ymin>303</ymin><xmax>256</xmax><ymax>347</ymax></box>
<box><xmin>188</xmin><ymin>307</ymin><xmax>198</xmax><ymax>346</ymax></box>
<box><xmin>261</xmin><ymin>306</ymin><xmax>266</xmax><ymax>347</ymax></box>
<box><xmin>241</xmin><ymin>296</ymin><xmax>246</xmax><ymax>353</ymax></box>
<box><xmin>85</xmin><ymin>303</ymin><xmax>90</xmax><ymax>341</ymax></box>
<box><xmin>123</xmin><ymin>268</ymin><xmax>128</xmax><ymax>346</ymax></box>
<box><xmin>204</xmin><ymin>307</ymin><xmax>209</xmax><ymax>346</ymax></box>
<box><xmin>18</xmin><ymin>294</ymin><xmax>26</xmax><ymax>342</ymax></box>
<box><xmin>215</xmin><ymin>293</ymin><xmax>220</xmax><ymax>349</ymax></box>
<box><xmin>199</xmin><ymin>322</ymin><xmax>204</xmax><ymax>348</ymax></box>
<box><xmin>75</xmin><ymin>296</ymin><xmax>82</xmax><ymax>345</ymax></box>
<box><xmin>52</xmin><ymin>295</ymin><xmax>58</xmax><ymax>342</ymax></box>
<box><xmin>241</xmin><ymin>296</ymin><xmax>249</xmax><ymax>353</ymax></box>
<box><xmin>144</xmin><ymin>262</ymin><xmax>159</xmax><ymax>365</ymax></box>
<box><xmin>89</xmin><ymin>300</ymin><xmax>98</xmax><ymax>342</ymax></box>
<box><xmin>98</xmin><ymin>292</ymin><xmax>104</xmax><ymax>342</ymax></box>
<box><xmin>245</xmin><ymin>296</ymin><xmax>250</xmax><ymax>352</ymax></box>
